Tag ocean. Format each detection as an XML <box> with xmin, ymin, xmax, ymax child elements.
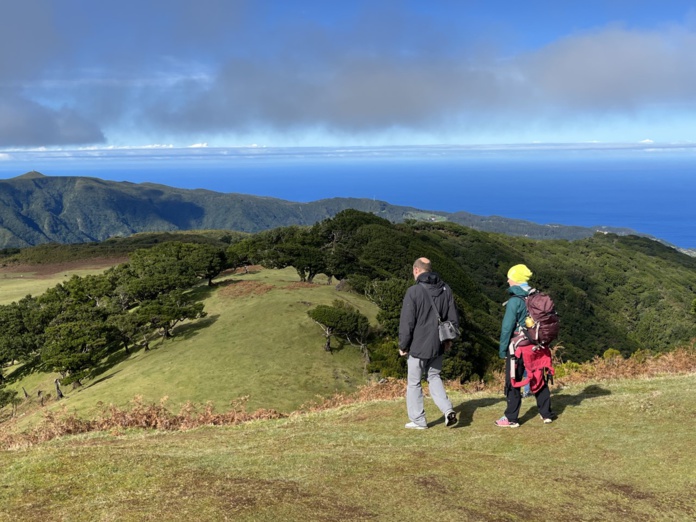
<box><xmin>3</xmin><ymin>148</ymin><xmax>695</xmax><ymax>249</ymax></box>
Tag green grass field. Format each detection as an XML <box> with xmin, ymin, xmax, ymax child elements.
<box><xmin>3</xmin><ymin>266</ymin><xmax>377</xmax><ymax>430</ymax></box>
<box><xmin>1</xmin><ymin>374</ymin><xmax>694</xmax><ymax>521</ymax></box>
<box><xmin>0</xmin><ymin>266</ymin><xmax>112</xmax><ymax>306</ymax></box>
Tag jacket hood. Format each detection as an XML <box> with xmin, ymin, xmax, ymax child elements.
<box><xmin>417</xmin><ymin>272</ymin><xmax>447</xmax><ymax>297</ymax></box>
<box><xmin>417</xmin><ymin>271</ymin><xmax>443</xmax><ymax>286</ymax></box>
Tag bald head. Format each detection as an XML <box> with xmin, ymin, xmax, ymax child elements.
<box><xmin>413</xmin><ymin>257</ymin><xmax>431</xmax><ymax>272</ymax></box>
<box><xmin>412</xmin><ymin>257</ymin><xmax>431</xmax><ymax>280</ymax></box>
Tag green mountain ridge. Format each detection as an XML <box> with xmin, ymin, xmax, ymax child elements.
<box><xmin>0</xmin><ymin>172</ymin><xmax>651</xmax><ymax>249</ymax></box>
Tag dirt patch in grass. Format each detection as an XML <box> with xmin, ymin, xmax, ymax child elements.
<box><xmin>562</xmin><ymin>472</ymin><xmax>696</xmax><ymax>520</ymax></box>
<box><xmin>218</xmin><ymin>280</ymin><xmax>275</xmax><ymax>299</ymax></box>
<box><xmin>285</xmin><ymin>282</ymin><xmax>320</xmax><ymax>290</ymax></box>
<box><xmin>140</xmin><ymin>470</ymin><xmax>377</xmax><ymax>521</ymax></box>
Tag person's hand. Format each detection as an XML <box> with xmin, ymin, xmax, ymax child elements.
<box><xmin>399</xmin><ymin>349</ymin><xmax>408</xmax><ymax>357</ymax></box>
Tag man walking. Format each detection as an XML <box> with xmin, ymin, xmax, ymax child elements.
<box><xmin>399</xmin><ymin>257</ymin><xmax>459</xmax><ymax>429</ymax></box>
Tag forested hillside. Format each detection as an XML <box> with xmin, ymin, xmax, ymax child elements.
<box><xmin>227</xmin><ymin>211</ymin><xmax>696</xmax><ymax>373</ymax></box>
<box><xmin>0</xmin><ymin>172</ymin><xmax>641</xmax><ymax>248</ymax></box>
<box><xmin>0</xmin><ymin>210</ymin><xmax>693</xmax><ymax>411</ymax></box>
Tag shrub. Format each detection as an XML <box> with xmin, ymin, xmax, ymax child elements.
<box><xmin>630</xmin><ymin>349</ymin><xmax>653</xmax><ymax>364</ymax></box>
<box><xmin>603</xmin><ymin>348</ymin><xmax>622</xmax><ymax>360</ymax></box>
<box><xmin>554</xmin><ymin>361</ymin><xmax>582</xmax><ymax>378</ymax></box>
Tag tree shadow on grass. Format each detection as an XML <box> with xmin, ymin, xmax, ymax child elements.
<box><xmin>5</xmin><ymin>360</ymin><xmax>41</xmax><ymax>383</ymax></box>
<box><xmin>519</xmin><ymin>384</ymin><xmax>612</xmax><ymax>424</ymax></box>
<box><xmin>171</xmin><ymin>314</ymin><xmax>220</xmax><ymax>341</ymax></box>
<box><xmin>89</xmin><ymin>342</ymin><xmax>150</xmax><ymax>381</ymax></box>
<box><xmin>84</xmin><ymin>370</ymin><xmax>122</xmax><ymax>390</ymax></box>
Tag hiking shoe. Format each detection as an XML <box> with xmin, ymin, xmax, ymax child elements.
<box><xmin>494</xmin><ymin>416</ymin><xmax>519</xmax><ymax>428</ymax></box>
<box><xmin>404</xmin><ymin>422</ymin><xmax>428</xmax><ymax>430</ymax></box>
<box><xmin>445</xmin><ymin>411</ymin><xmax>457</xmax><ymax>428</ymax></box>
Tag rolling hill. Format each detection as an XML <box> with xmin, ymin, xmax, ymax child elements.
<box><xmin>0</xmin><ymin>171</ymin><xmax>643</xmax><ymax>249</ymax></box>
<box><xmin>2</xmin><ymin>266</ymin><xmax>375</xmax><ymax>418</ymax></box>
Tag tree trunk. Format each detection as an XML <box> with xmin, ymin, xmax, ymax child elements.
<box><xmin>361</xmin><ymin>344</ymin><xmax>370</xmax><ymax>364</ymax></box>
<box><xmin>54</xmin><ymin>379</ymin><xmax>64</xmax><ymax>400</ymax></box>
<box><xmin>324</xmin><ymin>335</ymin><xmax>332</xmax><ymax>352</ymax></box>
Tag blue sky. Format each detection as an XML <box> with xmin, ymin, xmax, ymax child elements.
<box><xmin>2</xmin><ymin>0</ymin><xmax>696</xmax><ymax>149</ymax></box>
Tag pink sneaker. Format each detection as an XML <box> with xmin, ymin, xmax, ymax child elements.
<box><xmin>495</xmin><ymin>416</ymin><xmax>519</xmax><ymax>428</ymax></box>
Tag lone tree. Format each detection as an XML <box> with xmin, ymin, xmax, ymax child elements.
<box><xmin>307</xmin><ymin>300</ymin><xmax>370</xmax><ymax>359</ymax></box>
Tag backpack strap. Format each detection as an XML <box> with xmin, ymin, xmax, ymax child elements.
<box><xmin>417</xmin><ymin>283</ymin><xmax>443</xmax><ymax>322</ymax></box>
<box><xmin>508</xmin><ymin>294</ymin><xmax>528</xmax><ymax>331</ymax></box>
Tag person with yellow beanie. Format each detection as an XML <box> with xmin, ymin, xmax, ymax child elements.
<box><xmin>495</xmin><ymin>264</ymin><xmax>555</xmax><ymax>427</ymax></box>
<box><xmin>507</xmin><ymin>264</ymin><xmax>533</xmax><ymax>285</ymax></box>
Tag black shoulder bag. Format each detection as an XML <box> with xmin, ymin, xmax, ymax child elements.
<box><xmin>418</xmin><ymin>284</ymin><xmax>460</xmax><ymax>342</ymax></box>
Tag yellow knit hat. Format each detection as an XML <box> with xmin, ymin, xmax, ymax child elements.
<box><xmin>507</xmin><ymin>264</ymin><xmax>532</xmax><ymax>283</ymax></box>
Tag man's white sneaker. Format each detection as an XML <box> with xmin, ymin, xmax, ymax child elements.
<box><xmin>404</xmin><ymin>422</ymin><xmax>428</xmax><ymax>430</ymax></box>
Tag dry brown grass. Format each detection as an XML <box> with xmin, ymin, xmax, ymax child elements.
<box><xmin>285</xmin><ymin>282</ymin><xmax>319</xmax><ymax>290</ymax></box>
<box><xmin>550</xmin><ymin>342</ymin><xmax>696</xmax><ymax>384</ymax></box>
<box><xmin>2</xmin><ymin>344</ymin><xmax>694</xmax><ymax>450</ymax></box>
<box><xmin>0</xmin><ymin>396</ymin><xmax>284</xmax><ymax>450</ymax></box>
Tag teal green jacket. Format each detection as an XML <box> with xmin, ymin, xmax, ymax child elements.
<box><xmin>499</xmin><ymin>284</ymin><xmax>530</xmax><ymax>358</ymax></box>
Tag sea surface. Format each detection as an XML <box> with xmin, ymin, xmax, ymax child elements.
<box><xmin>2</xmin><ymin>148</ymin><xmax>695</xmax><ymax>249</ymax></box>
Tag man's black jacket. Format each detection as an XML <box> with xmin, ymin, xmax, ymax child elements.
<box><xmin>398</xmin><ymin>271</ymin><xmax>459</xmax><ymax>360</ymax></box>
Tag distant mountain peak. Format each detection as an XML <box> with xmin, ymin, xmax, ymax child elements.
<box><xmin>14</xmin><ymin>171</ymin><xmax>47</xmax><ymax>180</ymax></box>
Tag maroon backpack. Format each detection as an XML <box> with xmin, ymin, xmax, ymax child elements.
<box><xmin>517</xmin><ymin>289</ymin><xmax>559</xmax><ymax>346</ymax></box>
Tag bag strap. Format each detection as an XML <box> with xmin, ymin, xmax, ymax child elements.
<box><xmin>417</xmin><ymin>283</ymin><xmax>443</xmax><ymax>322</ymax></box>
<box><xmin>509</xmin><ymin>289</ymin><xmax>536</xmax><ymax>329</ymax></box>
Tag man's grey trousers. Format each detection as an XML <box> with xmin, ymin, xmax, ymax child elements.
<box><xmin>406</xmin><ymin>354</ymin><xmax>454</xmax><ymax>427</ymax></box>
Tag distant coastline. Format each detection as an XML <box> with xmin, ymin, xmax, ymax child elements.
<box><xmin>1</xmin><ymin>146</ymin><xmax>694</xmax><ymax>249</ymax></box>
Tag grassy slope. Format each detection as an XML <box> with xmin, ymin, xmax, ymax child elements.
<box><xmin>1</xmin><ymin>374</ymin><xmax>694</xmax><ymax>521</ymax></box>
<box><xmin>4</xmin><ymin>267</ymin><xmax>377</xmax><ymax>429</ymax></box>
<box><xmin>0</xmin><ymin>266</ymin><xmax>112</xmax><ymax>305</ymax></box>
